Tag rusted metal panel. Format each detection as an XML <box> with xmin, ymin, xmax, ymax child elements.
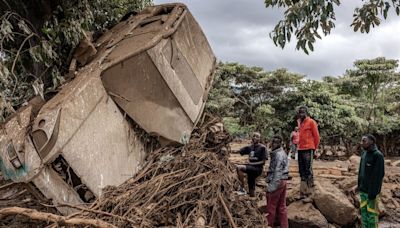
<box><xmin>99</xmin><ymin>3</ymin><xmax>216</xmax><ymax>144</ymax></box>
<box><xmin>31</xmin><ymin>67</ymin><xmax>147</xmax><ymax>196</ymax></box>
<box><xmin>32</xmin><ymin>166</ymin><xmax>82</xmax><ymax>215</ymax></box>
<box><xmin>0</xmin><ymin>106</ymin><xmax>41</xmax><ymax>182</ymax></box>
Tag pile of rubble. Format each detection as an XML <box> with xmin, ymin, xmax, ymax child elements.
<box><xmin>0</xmin><ymin>115</ymin><xmax>266</xmax><ymax>227</ymax></box>
<box><xmin>0</xmin><ymin>179</ymin><xmax>57</xmax><ymax>227</ymax></box>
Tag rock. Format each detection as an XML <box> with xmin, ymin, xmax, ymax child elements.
<box><xmin>337</xmin><ymin>176</ymin><xmax>358</xmax><ymax>191</ymax></box>
<box><xmin>337</xmin><ymin>151</ymin><xmax>346</xmax><ymax>157</ymax></box>
<box><xmin>383</xmin><ymin>176</ymin><xmax>390</xmax><ymax>183</ymax></box>
<box><xmin>380</xmin><ymin>188</ymin><xmax>392</xmax><ymax>204</ymax></box>
<box><xmin>377</xmin><ymin>197</ymin><xmax>387</xmax><ymax>218</ymax></box>
<box><xmin>326</xmin><ymin>150</ymin><xmax>333</xmax><ymax>156</ymax></box>
<box><xmin>286</xmin><ymin>181</ymin><xmax>300</xmax><ymax>205</ymax></box>
<box><xmin>391</xmin><ymin>198</ymin><xmax>400</xmax><ymax>208</ymax></box>
<box><xmin>287</xmin><ymin>201</ymin><xmax>329</xmax><ymax>228</ymax></box>
<box><xmin>392</xmin><ymin>188</ymin><xmax>400</xmax><ymax>199</ymax></box>
<box><xmin>392</xmin><ymin>160</ymin><xmax>400</xmax><ymax>167</ymax></box>
<box><xmin>348</xmin><ymin>155</ymin><xmax>361</xmax><ymax>173</ymax></box>
<box><xmin>388</xmin><ymin>174</ymin><xmax>400</xmax><ymax>184</ymax></box>
<box><xmin>349</xmin><ymin>155</ymin><xmax>360</xmax><ymax>165</ymax></box>
<box><xmin>314</xmin><ymin>180</ymin><xmax>357</xmax><ymax>226</ymax></box>
<box><xmin>385</xmin><ymin>160</ymin><xmax>392</xmax><ymax>166</ymax></box>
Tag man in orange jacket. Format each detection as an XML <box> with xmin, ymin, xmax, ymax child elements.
<box><xmin>297</xmin><ymin>106</ymin><xmax>320</xmax><ymax>202</ymax></box>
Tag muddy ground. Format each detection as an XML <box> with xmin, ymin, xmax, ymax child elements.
<box><xmin>229</xmin><ymin>140</ymin><xmax>400</xmax><ymax>228</ymax></box>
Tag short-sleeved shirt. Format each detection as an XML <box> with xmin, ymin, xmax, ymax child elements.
<box><xmin>239</xmin><ymin>143</ymin><xmax>267</xmax><ymax>167</ymax></box>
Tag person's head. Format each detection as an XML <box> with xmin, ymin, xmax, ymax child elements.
<box><xmin>298</xmin><ymin>106</ymin><xmax>308</xmax><ymax>120</ymax></box>
<box><xmin>294</xmin><ymin>127</ymin><xmax>299</xmax><ymax>132</ymax></box>
<box><xmin>271</xmin><ymin>135</ymin><xmax>283</xmax><ymax>150</ymax></box>
<box><xmin>361</xmin><ymin>134</ymin><xmax>376</xmax><ymax>150</ymax></box>
<box><xmin>252</xmin><ymin>132</ymin><xmax>261</xmax><ymax>144</ymax></box>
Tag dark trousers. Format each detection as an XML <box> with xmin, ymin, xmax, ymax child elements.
<box><xmin>298</xmin><ymin>150</ymin><xmax>314</xmax><ymax>186</ymax></box>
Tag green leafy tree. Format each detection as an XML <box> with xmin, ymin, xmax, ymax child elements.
<box><xmin>207</xmin><ymin>61</ymin><xmax>399</xmax><ymax>156</ymax></box>
<box><xmin>265</xmin><ymin>0</ymin><xmax>400</xmax><ymax>53</ymax></box>
<box><xmin>342</xmin><ymin>57</ymin><xmax>400</xmax><ymax>124</ymax></box>
<box><xmin>206</xmin><ymin>62</ymin><xmax>303</xmax><ymax>138</ymax></box>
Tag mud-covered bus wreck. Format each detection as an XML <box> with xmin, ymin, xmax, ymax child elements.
<box><xmin>0</xmin><ymin>3</ymin><xmax>215</xmax><ymax>214</ymax></box>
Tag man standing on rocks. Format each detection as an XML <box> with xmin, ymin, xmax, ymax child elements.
<box><xmin>266</xmin><ymin>135</ymin><xmax>289</xmax><ymax>228</ymax></box>
<box><xmin>358</xmin><ymin>134</ymin><xmax>385</xmax><ymax>228</ymax></box>
<box><xmin>297</xmin><ymin>106</ymin><xmax>320</xmax><ymax>202</ymax></box>
<box><xmin>236</xmin><ymin>132</ymin><xmax>267</xmax><ymax>197</ymax></box>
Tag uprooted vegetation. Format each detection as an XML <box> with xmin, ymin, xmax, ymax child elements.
<box><xmin>0</xmin><ymin>115</ymin><xmax>266</xmax><ymax>227</ymax></box>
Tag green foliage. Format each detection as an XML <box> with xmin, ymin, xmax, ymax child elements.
<box><xmin>0</xmin><ymin>0</ymin><xmax>152</xmax><ymax>122</ymax></box>
<box><xmin>265</xmin><ymin>0</ymin><xmax>400</xmax><ymax>54</ymax></box>
<box><xmin>343</xmin><ymin>57</ymin><xmax>400</xmax><ymax>125</ymax></box>
<box><xmin>222</xmin><ymin>117</ymin><xmax>254</xmax><ymax>138</ymax></box>
<box><xmin>207</xmin><ymin>58</ymin><xmax>400</xmax><ymax>155</ymax></box>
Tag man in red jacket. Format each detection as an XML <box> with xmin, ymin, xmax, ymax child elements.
<box><xmin>297</xmin><ymin>106</ymin><xmax>320</xmax><ymax>202</ymax></box>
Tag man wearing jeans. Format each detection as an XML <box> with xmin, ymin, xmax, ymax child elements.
<box><xmin>266</xmin><ymin>135</ymin><xmax>289</xmax><ymax>228</ymax></box>
<box><xmin>297</xmin><ymin>106</ymin><xmax>320</xmax><ymax>202</ymax></box>
<box><xmin>358</xmin><ymin>134</ymin><xmax>385</xmax><ymax>228</ymax></box>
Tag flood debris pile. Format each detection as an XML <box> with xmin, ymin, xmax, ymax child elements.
<box><xmin>72</xmin><ymin>115</ymin><xmax>265</xmax><ymax>227</ymax></box>
<box><xmin>0</xmin><ymin>179</ymin><xmax>56</xmax><ymax>227</ymax></box>
<box><xmin>0</xmin><ymin>115</ymin><xmax>266</xmax><ymax>227</ymax></box>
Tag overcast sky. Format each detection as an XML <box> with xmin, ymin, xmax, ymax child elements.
<box><xmin>155</xmin><ymin>0</ymin><xmax>400</xmax><ymax>80</ymax></box>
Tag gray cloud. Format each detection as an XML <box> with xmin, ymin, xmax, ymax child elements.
<box><xmin>155</xmin><ymin>0</ymin><xmax>400</xmax><ymax>79</ymax></box>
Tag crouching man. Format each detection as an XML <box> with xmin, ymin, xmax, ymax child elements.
<box><xmin>236</xmin><ymin>132</ymin><xmax>267</xmax><ymax>197</ymax></box>
<box><xmin>358</xmin><ymin>134</ymin><xmax>385</xmax><ymax>228</ymax></box>
<box><xmin>266</xmin><ymin>135</ymin><xmax>289</xmax><ymax>228</ymax></box>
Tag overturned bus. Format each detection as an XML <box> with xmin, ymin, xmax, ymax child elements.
<box><xmin>0</xmin><ymin>3</ymin><xmax>215</xmax><ymax>214</ymax></box>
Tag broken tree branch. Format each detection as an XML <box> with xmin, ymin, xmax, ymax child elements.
<box><xmin>41</xmin><ymin>203</ymin><xmax>136</xmax><ymax>225</ymax></box>
<box><xmin>218</xmin><ymin>193</ymin><xmax>238</xmax><ymax>228</ymax></box>
<box><xmin>0</xmin><ymin>207</ymin><xmax>116</xmax><ymax>228</ymax></box>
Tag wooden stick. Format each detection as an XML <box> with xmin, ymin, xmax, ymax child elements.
<box><xmin>0</xmin><ymin>182</ymin><xmax>17</xmax><ymax>190</ymax></box>
<box><xmin>42</xmin><ymin>203</ymin><xmax>137</xmax><ymax>225</ymax></box>
<box><xmin>0</xmin><ymin>207</ymin><xmax>116</xmax><ymax>228</ymax></box>
<box><xmin>217</xmin><ymin>193</ymin><xmax>238</xmax><ymax>228</ymax></box>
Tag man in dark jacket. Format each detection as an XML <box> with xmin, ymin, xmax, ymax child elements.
<box><xmin>236</xmin><ymin>132</ymin><xmax>267</xmax><ymax>197</ymax></box>
<box><xmin>358</xmin><ymin>134</ymin><xmax>385</xmax><ymax>228</ymax></box>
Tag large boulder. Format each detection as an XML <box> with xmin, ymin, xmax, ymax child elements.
<box><xmin>337</xmin><ymin>176</ymin><xmax>358</xmax><ymax>191</ymax></box>
<box><xmin>314</xmin><ymin>180</ymin><xmax>357</xmax><ymax>226</ymax></box>
<box><xmin>392</xmin><ymin>160</ymin><xmax>400</xmax><ymax>167</ymax></box>
<box><xmin>377</xmin><ymin>198</ymin><xmax>387</xmax><ymax>217</ymax></box>
<box><xmin>348</xmin><ymin>155</ymin><xmax>361</xmax><ymax>173</ymax></box>
<box><xmin>288</xmin><ymin>201</ymin><xmax>329</xmax><ymax>228</ymax></box>
<box><xmin>286</xmin><ymin>180</ymin><xmax>300</xmax><ymax>205</ymax></box>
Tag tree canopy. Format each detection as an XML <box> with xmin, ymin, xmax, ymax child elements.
<box><xmin>265</xmin><ymin>0</ymin><xmax>400</xmax><ymax>54</ymax></box>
